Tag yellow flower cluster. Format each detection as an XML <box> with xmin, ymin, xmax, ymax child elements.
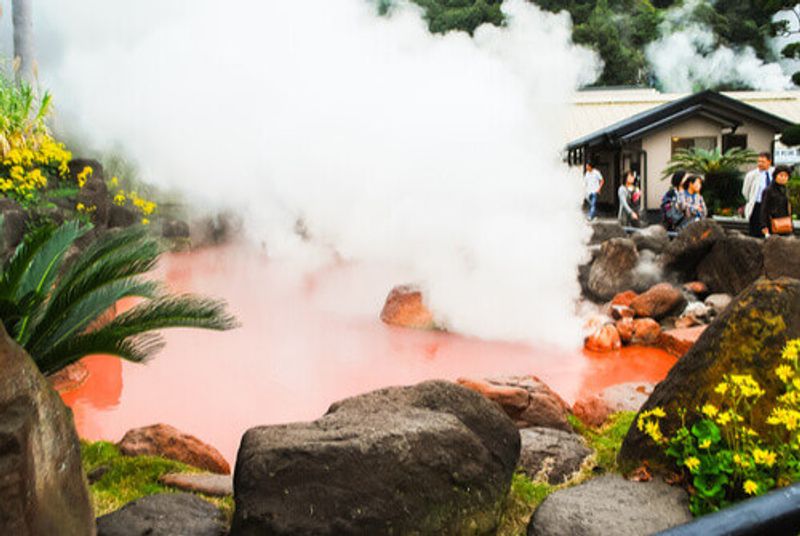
<box><xmin>752</xmin><ymin>448</ymin><xmax>776</xmax><ymax>467</ymax></box>
<box><xmin>743</xmin><ymin>480</ymin><xmax>758</xmax><ymax>495</ymax></box>
<box><xmin>76</xmin><ymin>166</ymin><xmax>93</xmax><ymax>188</ymax></box>
<box><xmin>111</xmin><ymin>187</ymin><xmax>157</xmax><ymax>225</ymax></box>
<box><xmin>684</xmin><ymin>456</ymin><xmax>701</xmax><ymax>472</ymax></box>
<box><xmin>702</xmin><ymin>403</ymin><xmax>718</xmax><ymax>418</ymax></box>
<box><xmin>767</xmin><ymin>408</ymin><xmax>800</xmax><ymax>432</ymax></box>
<box><xmin>783</xmin><ymin>340</ymin><xmax>800</xmax><ymax>363</ymax></box>
<box><xmin>717</xmin><ymin>375</ymin><xmax>765</xmax><ymax>400</ymax></box>
<box><xmin>76</xmin><ymin>202</ymin><xmax>96</xmax><ymax>214</ymax></box>
<box><xmin>0</xmin><ymin>133</ymin><xmax>72</xmax><ymax>203</ymax></box>
<box><xmin>637</xmin><ymin>407</ymin><xmax>666</xmax><ymax>443</ymax></box>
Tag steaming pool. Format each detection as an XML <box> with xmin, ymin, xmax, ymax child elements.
<box><xmin>60</xmin><ymin>243</ymin><xmax>676</xmax><ymax>463</ymax></box>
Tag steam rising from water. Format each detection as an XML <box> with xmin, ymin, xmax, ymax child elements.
<box><xmin>11</xmin><ymin>0</ymin><xmax>600</xmax><ymax>346</ymax></box>
<box><xmin>647</xmin><ymin>0</ymin><xmax>791</xmax><ymax>92</ymax></box>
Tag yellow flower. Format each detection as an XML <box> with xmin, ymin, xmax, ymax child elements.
<box><xmin>743</xmin><ymin>480</ymin><xmax>758</xmax><ymax>495</ymax></box>
<box><xmin>113</xmin><ymin>193</ymin><xmax>126</xmax><ymax>206</ymax></box>
<box><xmin>782</xmin><ymin>340</ymin><xmax>800</xmax><ymax>362</ymax></box>
<box><xmin>684</xmin><ymin>457</ymin><xmax>701</xmax><ymax>472</ymax></box>
<box><xmin>110</xmin><ymin>176</ymin><xmax>119</xmax><ymax>187</ymax></box>
<box><xmin>702</xmin><ymin>404</ymin><xmax>718</xmax><ymax>418</ymax></box>
<box><xmin>733</xmin><ymin>453</ymin><xmax>749</xmax><ymax>468</ymax></box>
<box><xmin>753</xmin><ymin>448</ymin><xmax>776</xmax><ymax>467</ymax></box>
<box><xmin>141</xmin><ymin>218</ymin><xmax>150</xmax><ymax>225</ymax></box>
<box><xmin>76</xmin><ymin>202</ymin><xmax>86</xmax><ymax>212</ymax></box>
<box><xmin>76</xmin><ymin>166</ymin><xmax>93</xmax><ymax>188</ymax></box>
<box><xmin>716</xmin><ymin>412</ymin><xmax>732</xmax><ymax>426</ymax></box>
<box><xmin>714</xmin><ymin>382</ymin><xmax>729</xmax><ymax>395</ymax></box>
<box><xmin>699</xmin><ymin>439</ymin><xmax>711</xmax><ymax>449</ymax></box>
<box><xmin>776</xmin><ymin>364</ymin><xmax>795</xmax><ymax>384</ymax></box>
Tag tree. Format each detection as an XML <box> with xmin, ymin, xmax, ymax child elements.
<box><xmin>11</xmin><ymin>0</ymin><xmax>35</xmax><ymax>83</ymax></box>
<box><xmin>0</xmin><ymin>221</ymin><xmax>238</xmax><ymax>375</ymax></box>
<box><xmin>781</xmin><ymin>123</ymin><xmax>800</xmax><ymax>146</ymax></box>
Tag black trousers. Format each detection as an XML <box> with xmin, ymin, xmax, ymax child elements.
<box><xmin>749</xmin><ymin>202</ymin><xmax>763</xmax><ymax>237</ymax></box>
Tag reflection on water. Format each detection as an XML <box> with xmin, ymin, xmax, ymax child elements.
<box><xmin>60</xmin><ymin>243</ymin><xmax>675</xmax><ymax>463</ymax></box>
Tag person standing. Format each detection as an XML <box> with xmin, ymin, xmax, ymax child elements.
<box><xmin>760</xmin><ymin>164</ymin><xmax>795</xmax><ymax>238</ymax></box>
<box><xmin>584</xmin><ymin>161</ymin><xmax>604</xmax><ymax>221</ymax></box>
<box><xmin>618</xmin><ymin>170</ymin><xmax>640</xmax><ymax>227</ymax></box>
<box><xmin>678</xmin><ymin>175</ymin><xmax>708</xmax><ymax>229</ymax></box>
<box><xmin>743</xmin><ymin>152</ymin><xmax>774</xmax><ymax>238</ymax></box>
<box><xmin>661</xmin><ymin>170</ymin><xmax>686</xmax><ymax>231</ymax></box>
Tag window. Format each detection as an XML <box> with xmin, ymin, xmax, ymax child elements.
<box><xmin>722</xmin><ymin>134</ymin><xmax>748</xmax><ymax>153</ymax></box>
<box><xmin>671</xmin><ymin>136</ymin><xmax>717</xmax><ymax>154</ymax></box>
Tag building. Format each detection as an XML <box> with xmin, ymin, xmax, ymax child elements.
<box><xmin>565</xmin><ymin>88</ymin><xmax>800</xmax><ymax>213</ymax></box>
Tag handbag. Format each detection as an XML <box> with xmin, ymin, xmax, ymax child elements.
<box><xmin>771</xmin><ymin>198</ymin><xmax>794</xmax><ymax>235</ymax></box>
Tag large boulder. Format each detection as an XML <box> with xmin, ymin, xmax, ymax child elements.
<box><xmin>696</xmin><ymin>234</ymin><xmax>764</xmax><ymax>295</ymax></box>
<box><xmin>620</xmin><ymin>277</ymin><xmax>800</xmax><ymax>471</ymax></box>
<box><xmin>96</xmin><ymin>493</ymin><xmax>227</xmax><ymax>536</ymax></box>
<box><xmin>632</xmin><ymin>225</ymin><xmax>669</xmax><ymax>254</ymax></box>
<box><xmin>527</xmin><ymin>475</ymin><xmax>691</xmax><ymax>536</ymax></box>
<box><xmin>231</xmin><ymin>381</ymin><xmax>519</xmax><ymax>535</ymax></box>
<box><xmin>629</xmin><ymin>283</ymin><xmax>685</xmax><ymax>320</ymax></box>
<box><xmin>0</xmin><ymin>326</ymin><xmax>94</xmax><ymax>536</ymax></box>
<box><xmin>660</xmin><ymin>219</ymin><xmax>724</xmax><ymax>275</ymax></box>
<box><xmin>518</xmin><ymin>427</ymin><xmax>592</xmax><ymax>485</ymax></box>
<box><xmin>457</xmin><ymin>376</ymin><xmax>572</xmax><ymax>432</ymax></box>
<box><xmin>118</xmin><ymin>424</ymin><xmax>231</xmax><ymax>474</ymax></box>
<box><xmin>763</xmin><ymin>236</ymin><xmax>800</xmax><ymax>280</ymax></box>
<box><xmin>380</xmin><ymin>285</ymin><xmax>436</xmax><ymax>330</ymax></box>
<box><xmin>587</xmin><ymin>238</ymin><xmax>639</xmax><ymax>301</ymax></box>
<box><xmin>108</xmin><ymin>205</ymin><xmax>137</xmax><ymax>229</ymax></box>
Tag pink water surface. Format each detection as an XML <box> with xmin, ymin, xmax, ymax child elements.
<box><xmin>60</xmin><ymin>244</ymin><xmax>675</xmax><ymax>464</ymax></box>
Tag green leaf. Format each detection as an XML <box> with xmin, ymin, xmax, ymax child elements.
<box><xmin>692</xmin><ymin>419</ymin><xmax>722</xmax><ymax>444</ymax></box>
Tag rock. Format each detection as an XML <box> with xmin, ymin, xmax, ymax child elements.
<box><xmin>584</xmin><ymin>324</ymin><xmax>622</xmax><ymax>352</ymax></box>
<box><xmin>0</xmin><ymin>198</ymin><xmax>27</xmax><ymax>249</ymax></box>
<box><xmin>47</xmin><ymin>360</ymin><xmax>89</xmax><ymax>392</ymax></box>
<box><xmin>587</xmin><ymin>239</ymin><xmax>639</xmax><ymax>301</ymax></box>
<box><xmin>72</xmin><ymin>159</ymin><xmax>111</xmax><ymax>228</ymax></box>
<box><xmin>118</xmin><ymin>424</ymin><xmax>231</xmax><ymax>475</ymax></box>
<box><xmin>661</xmin><ymin>219</ymin><xmax>725</xmax><ymax>275</ymax></box>
<box><xmin>573</xmin><ymin>383</ymin><xmax>655</xmax><ymax>428</ymax></box>
<box><xmin>630</xmin><ymin>283</ymin><xmax>685</xmax><ymax>320</ymax></box>
<box><xmin>163</xmin><ymin>219</ymin><xmax>191</xmax><ymax>239</ymax></box>
<box><xmin>610</xmin><ymin>304</ymin><xmax>635</xmax><ymax>320</ymax></box>
<box><xmin>189</xmin><ymin>212</ymin><xmax>241</xmax><ymax>247</ymax></box>
<box><xmin>108</xmin><ymin>204</ymin><xmax>137</xmax><ymax>228</ymax></box>
<box><xmin>231</xmin><ymin>380</ymin><xmax>519</xmax><ymax>535</ymax></box>
<box><xmin>518</xmin><ymin>427</ymin><xmax>592</xmax><ymax>485</ymax></box>
<box><xmin>763</xmin><ymin>236</ymin><xmax>800</xmax><ymax>280</ymax></box>
<box><xmin>632</xmin><ymin>225</ymin><xmax>669</xmax><ymax>254</ymax></box>
<box><xmin>457</xmin><ymin>376</ymin><xmax>572</xmax><ymax>432</ymax></box>
<box><xmin>611</xmin><ymin>290</ymin><xmax>638</xmax><ymax>307</ymax></box>
<box><xmin>0</xmin><ymin>325</ymin><xmax>94</xmax><ymax>536</ymax></box>
<box><xmin>697</xmin><ymin>235</ymin><xmax>764</xmax><ymax>295</ymax></box>
<box><xmin>656</xmin><ymin>326</ymin><xmax>707</xmax><ymax>357</ymax></box>
<box><xmin>96</xmin><ymin>493</ymin><xmax>226</xmax><ymax>536</ymax></box>
<box><xmin>527</xmin><ymin>475</ymin><xmax>691</xmax><ymax>536</ymax></box>
<box><xmin>704</xmin><ymin>293</ymin><xmax>733</xmax><ymax>316</ymax></box>
<box><xmin>160</xmin><ymin>473</ymin><xmax>233</xmax><ymax>497</ymax></box>
<box><xmin>620</xmin><ymin>278</ymin><xmax>800</xmax><ymax>471</ymax></box>
<box><xmin>589</xmin><ymin>221</ymin><xmax>626</xmax><ymax>245</ymax></box>
<box><xmin>631</xmin><ymin>318</ymin><xmax>661</xmax><ymax>345</ymax></box>
<box><xmin>380</xmin><ymin>285</ymin><xmax>436</xmax><ymax>330</ymax></box>
<box><xmin>674</xmin><ymin>315</ymin><xmax>702</xmax><ymax>329</ymax></box>
<box><xmin>615</xmin><ymin>318</ymin><xmax>634</xmax><ymax>343</ymax></box>
<box><xmin>683</xmin><ymin>301</ymin><xmax>710</xmax><ymax>321</ymax></box>
<box><xmin>682</xmin><ymin>281</ymin><xmax>708</xmax><ymax>297</ymax></box>
<box><xmin>88</xmin><ymin>465</ymin><xmax>110</xmax><ymax>484</ymax></box>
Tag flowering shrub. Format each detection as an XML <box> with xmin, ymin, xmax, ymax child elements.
<box><xmin>638</xmin><ymin>339</ymin><xmax>800</xmax><ymax>515</ymax></box>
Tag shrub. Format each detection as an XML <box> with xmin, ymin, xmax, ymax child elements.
<box><xmin>638</xmin><ymin>339</ymin><xmax>800</xmax><ymax>515</ymax></box>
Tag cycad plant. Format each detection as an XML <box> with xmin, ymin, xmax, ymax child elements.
<box><xmin>0</xmin><ymin>220</ymin><xmax>237</xmax><ymax>375</ymax></box>
<box><xmin>663</xmin><ymin>147</ymin><xmax>757</xmax><ymax>214</ymax></box>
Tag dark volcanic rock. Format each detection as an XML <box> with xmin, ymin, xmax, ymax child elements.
<box><xmin>589</xmin><ymin>221</ymin><xmax>626</xmax><ymax>245</ymax></box>
<box><xmin>96</xmin><ymin>493</ymin><xmax>226</xmax><ymax>536</ymax></box>
<box><xmin>620</xmin><ymin>278</ymin><xmax>800</xmax><ymax>471</ymax></box>
<box><xmin>587</xmin><ymin>238</ymin><xmax>639</xmax><ymax>301</ymax></box>
<box><xmin>697</xmin><ymin>234</ymin><xmax>764</xmax><ymax>295</ymax></box>
<box><xmin>162</xmin><ymin>219</ymin><xmax>191</xmax><ymax>239</ymax></box>
<box><xmin>231</xmin><ymin>381</ymin><xmax>519</xmax><ymax>535</ymax></box>
<box><xmin>0</xmin><ymin>325</ymin><xmax>94</xmax><ymax>536</ymax></box>
<box><xmin>632</xmin><ymin>225</ymin><xmax>669</xmax><ymax>254</ymax></box>
<box><xmin>518</xmin><ymin>427</ymin><xmax>591</xmax><ymax>485</ymax></box>
<box><xmin>661</xmin><ymin>219</ymin><xmax>724</xmax><ymax>275</ymax></box>
<box><xmin>0</xmin><ymin>198</ymin><xmax>27</xmax><ymax>249</ymax></box>
<box><xmin>527</xmin><ymin>475</ymin><xmax>691</xmax><ymax>536</ymax></box>
<box><xmin>108</xmin><ymin>204</ymin><xmax>137</xmax><ymax>228</ymax></box>
<box><xmin>763</xmin><ymin>237</ymin><xmax>800</xmax><ymax>280</ymax></box>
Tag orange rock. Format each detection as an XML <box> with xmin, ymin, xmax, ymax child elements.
<box><xmin>611</xmin><ymin>305</ymin><xmax>635</xmax><ymax>320</ymax></box>
<box><xmin>456</xmin><ymin>378</ymin><xmax>529</xmax><ymax>411</ymax></box>
<box><xmin>682</xmin><ymin>281</ymin><xmax>708</xmax><ymax>296</ymax></box>
<box><xmin>632</xmin><ymin>318</ymin><xmax>662</xmax><ymax>345</ymax></box>
<box><xmin>616</xmin><ymin>318</ymin><xmax>635</xmax><ymax>343</ymax></box>
<box><xmin>630</xmin><ymin>283</ymin><xmax>685</xmax><ymax>320</ymax></box>
<box><xmin>611</xmin><ymin>290</ymin><xmax>638</xmax><ymax>307</ymax></box>
<box><xmin>656</xmin><ymin>326</ymin><xmax>707</xmax><ymax>358</ymax></box>
<box><xmin>118</xmin><ymin>424</ymin><xmax>231</xmax><ymax>474</ymax></box>
<box><xmin>584</xmin><ymin>324</ymin><xmax>622</xmax><ymax>353</ymax></box>
<box><xmin>48</xmin><ymin>361</ymin><xmax>90</xmax><ymax>393</ymax></box>
<box><xmin>380</xmin><ymin>285</ymin><xmax>435</xmax><ymax>330</ymax></box>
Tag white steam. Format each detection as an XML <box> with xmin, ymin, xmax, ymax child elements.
<box><xmin>647</xmin><ymin>0</ymin><xmax>791</xmax><ymax>92</ymax></box>
<box><xmin>7</xmin><ymin>0</ymin><xmax>600</xmax><ymax>347</ymax></box>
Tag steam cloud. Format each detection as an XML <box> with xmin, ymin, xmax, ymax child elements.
<box><xmin>646</xmin><ymin>0</ymin><xmax>791</xmax><ymax>92</ymax></box>
<box><xmin>4</xmin><ymin>0</ymin><xmax>600</xmax><ymax>347</ymax></box>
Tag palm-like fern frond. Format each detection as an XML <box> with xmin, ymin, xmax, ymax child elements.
<box><xmin>0</xmin><ymin>220</ymin><xmax>238</xmax><ymax>375</ymax></box>
<box><xmin>662</xmin><ymin>147</ymin><xmax>758</xmax><ymax>179</ymax></box>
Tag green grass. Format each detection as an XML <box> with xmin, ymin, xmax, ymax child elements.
<box><xmin>80</xmin><ymin>441</ymin><xmax>234</xmax><ymax>523</ymax></box>
<box><xmin>569</xmin><ymin>411</ymin><xmax>636</xmax><ymax>473</ymax></box>
<box><xmin>497</xmin><ymin>473</ymin><xmax>555</xmax><ymax>536</ymax></box>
